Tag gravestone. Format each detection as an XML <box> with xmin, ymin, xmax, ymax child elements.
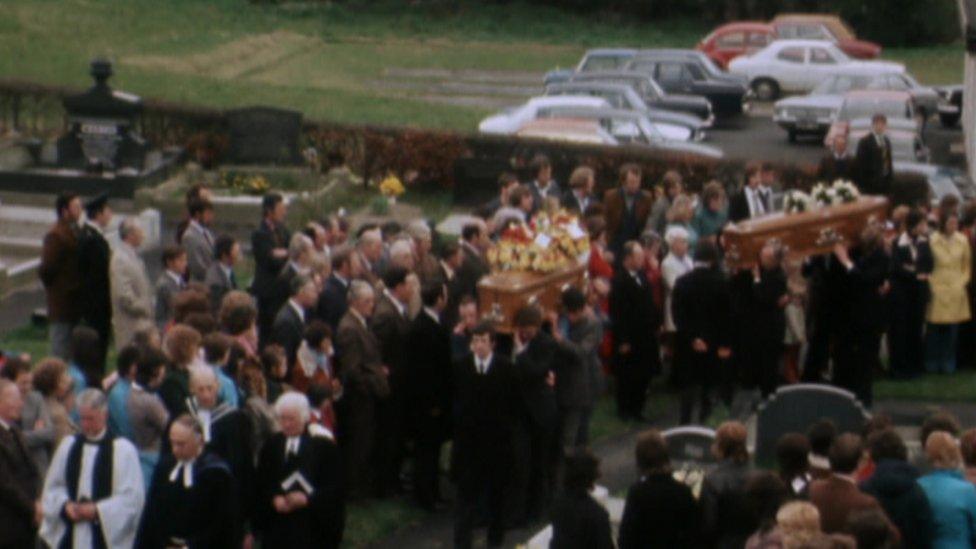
<box><xmin>57</xmin><ymin>59</ymin><xmax>150</xmax><ymax>172</ymax></box>
<box><xmin>755</xmin><ymin>383</ymin><xmax>870</xmax><ymax>465</ymax></box>
<box><xmin>227</xmin><ymin>106</ymin><xmax>302</xmax><ymax>165</ymax></box>
<box><xmin>663</xmin><ymin>426</ymin><xmax>716</xmax><ymax>497</ymax></box>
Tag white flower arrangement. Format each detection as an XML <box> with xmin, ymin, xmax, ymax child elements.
<box><xmin>784</xmin><ymin>190</ymin><xmax>813</xmax><ymax>214</ymax></box>
<box><xmin>808</xmin><ymin>179</ymin><xmax>860</xmax><ymax>209</ymax></box>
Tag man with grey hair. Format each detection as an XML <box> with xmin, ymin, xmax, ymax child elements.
<box><xmin>336</xmin><ymin>279</ymin><xmax>389</xmax><ymax>499</ymax></box>
<box><xmin>262</xmin><ymin>233</ymin><xmax>315</xmax><ymax>347</ymax></box>
<box><xmin>111</xmin><ymin>218</ymin><xmax>153</xmax><ymax>348</ymax></box>
<box><xmin>40</xmin><ymin>388</ymin><xmax>145</xmax><ymax>549</ymax></box>
<box><xmin>0</xmin><ymin>378</ymin><xmax>42</xmax><ymax>546</ymax></box>
<box><xmin>255</xmin><ymin>392</ymin><xmax>343</xmax><ymax>548</ymax></box>
<box><xmin>355</xmin><ymin>228</ymin><xmax>383</xmax><ymax>286</ymax></box>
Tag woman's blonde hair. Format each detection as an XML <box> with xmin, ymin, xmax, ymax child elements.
<box><xmin>777</xmin><ymin>501</ymin><xmax>821</xmax><ymax>547</ymax></box>
<box><xmin>926</xmin><ymin>431</ymin><xmax>962</xmax><ymax>469</ymax></box>
<box><xmin>666</xmin><ymin>195</ymin><xmax>694</xmax><ymax>224</ymax></box>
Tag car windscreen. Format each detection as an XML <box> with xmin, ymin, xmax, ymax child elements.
<box><xmin>839</xmin><ymin>99</ymin><xmax>911</xmax><ymax>120</ymax></box>
<box><xmin>812</xmin><ymin>74</ymin><xmax>873</xmax><ymax>95</ymax></box>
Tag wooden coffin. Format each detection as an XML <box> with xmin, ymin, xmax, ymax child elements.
<box><xmin>723</xmin><ymin>196</ymin><xmax>889</xmax><ymax>269</ymax></box>
<box><xmin>477</xmin><ymin>263</ymin><xmax>587</xmax><ymax>333</ymax></box>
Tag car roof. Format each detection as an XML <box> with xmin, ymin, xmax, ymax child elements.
<box><xmin>711</xmin><ymin>21</ymin><xmax>775</xmax><ymax>33</ymax></box>
<box><xmin>583</xmin><ymin>48</ymin><xmax>638</xmax><ymax>57</ymax></box>
<box><xmin>526</xmin><ymin>95</ymin><xmax>609</xmax><ymax>107</ymax></box>
<box><xmin>549</xmin><ymin>82</ymin><xmax>634</xmax><ymax>93</ymax></box>
<box><xmin>771</xmin><ymin>13</ymin><xmax>856</xmax><ymax>39</ymax></box>
<box><xmin>842</xmin><ymin>90</ymin><xmax>912</xmax><ymax>100</ymax></box>
<box><xmin>763</xmin><ymin>38</ymin><xmax>838</xmax><ymax>48</ymax></box>
<box><xmin>571</xmin><ymin>70</ymin><xmax>649</xmax><ymax>81</ymax></box>
<box><xmin>541</xmin><ymin>106</ymin><xmax>645</xmax><ymax>120</ymax></box>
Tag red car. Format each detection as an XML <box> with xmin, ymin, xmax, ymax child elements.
<box><xmin>698</xmin><ymin>15</ymin><xmax>881</xmax><ymax>69</ymax></box>
<box><xmin>697</xmin><ymin>22</ymin><xmax>776</xmax><ymax>69</ymax></box>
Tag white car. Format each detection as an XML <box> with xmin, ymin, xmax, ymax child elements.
<box><xmin>478</xmin><ymin>96</ymin><xmax>610</xmax><ymax>134</ymax></box>
<box><xmin>727</xmin><ymin>39</ymin><xmax>903</xmax><ymax>100</ymax></box>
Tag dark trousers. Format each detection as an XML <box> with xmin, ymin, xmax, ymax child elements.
<box><xmin>679</xmin><ymin>383</ymin><xmax>712</xmax><ymax>425</ymax></box>
<box><xmin>889</xmin><ymin>287</ymin><xmax>926</xmax><ymax>378</ymax></box>
<box><xmin>454</xmin><ymin>467</ymin><xmax>507</xmax><ymax>549</ymax></box>
<box><xmin>510</xmin><ymin>420</ymin><xmax>557</xmax><ymax>524</ymax></box>
<box><xmin>834</xmin><ymin>330</ymin><xmax>879</xmax><ymax>408</ymax></box>
<box><xmin>413</xmin><ymin>429</ymin><xmax>444</xmax><ymax>507</ymax></box>
<box><xmin>755</xmin><ymin>342</ymin><xmax>783</xmax><ymax>399</ymax></box>
<box><xmin>614</xmin><ymin>356</ymin><xmax>650</xmax><ymax>418</ymax></box>
<box><xmin>802</xmin><ymin>314</ymin><xmax>832</xmax><ymax>382</ymax></box>
<box><xmin>337</xmin><ymin>390</ymin><xmax>376</xmax><ymax>500</ymax></box>
<box><xmin>373</xmin><ymin>392</ymin><xmax>406</xmax><ymax>497</ymax></box>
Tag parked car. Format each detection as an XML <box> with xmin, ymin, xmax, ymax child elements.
<box><xmin>825</xmin><ymin>90</ymin><xmax>917</xmax><ymax>145</ymax></box>
<box><xmin>895</xmin><ymin>161</ymin><xmax>976</xmax><ymax>204</ymax></box>
<box><xmin>478</xmin><ymin>95</ymin><xmax>610</xmax><ymax>134</ymax></box>
<box><xmin>515</xmin><ymin>118</ymin><xmax>617</xmax><ymax>145</ymax></box>
<box><xmin>727</xmin><ymin>40</ymin><xmax>903</xmax><ymax>100</ymax></box>
<box><xmin>770</xmin><ymin>14</ymin><xmax>882</xmax><ymax>59</ymax></box>
<box><xmin>545</xmin><ymin>81</ymin><xmax>709</xmax><ymax>140</ymax></box>
<box><xmin>624</xmin><ymin>50</ymin><xmax>750</xmax><ymax>116</ymax></box>
<box><xmin>533</xmin><ymin>106</ymin><xmax>724</xmax><ymax>159</ymax></box>
<box><xmin>697</xmin><ymin>22</ymin><xmax>776</xmax><ymax>69</ymax></box>
<box><xmin>845</xmin><ymin>119</ymin><xmax>929</xmax><ymax>163</ymax></box>
<box><xmin>935</xmin><ymin>84</ymin><xmax>963</xmax><ymax>127</ymax></box>
<box><xmin>865</xmin><ymin>72</ymin><xmax>939</xmax><ymax>120</ymax></box>
<box><xmin>568</xmin><ymin>71</ymin><xmax>714</xmax><ymax>123</ymax></box>
<box><xmin>543</xmin><ymin>48</ymin><xmax>637</xmax><ymax>86</ymax></box>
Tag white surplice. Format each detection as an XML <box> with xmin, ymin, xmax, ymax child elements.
<box><xmin>40</xmin><ymin>435</ymin><xmax>145</xmax><ymax>549</ymax></box>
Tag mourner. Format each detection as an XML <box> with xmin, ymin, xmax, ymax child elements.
<box><xmin>854</xmin><ymin>113</ymin><xmax>894</xmax><ymax>195</ymax></box>
<box><xmin>251</xmin><ymin>193</ymin><xmax>292</xmax><ymax>345</ymax></box>
<box><xmin>40</xmin><ymin>193</ymin><xmax>83</xmax><ymax>360</ymax></box>
<box><xmin>0</xmin><ymin>379</ymin><xmax>42</xmax><ymax>548</ymax></box>
<box><xmin>77</xmin><ymin>194</ymin><xmax>113</xmax><ymax>370</ymax></box>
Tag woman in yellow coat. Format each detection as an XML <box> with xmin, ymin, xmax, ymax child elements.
<box><xmin>927</xmin><ymin>210</ymin><xmax>971</xmax><ymax>373</ymax></box>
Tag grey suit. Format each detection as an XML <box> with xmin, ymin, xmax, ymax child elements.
<box><xmin>559</xmin><ymin>314</ymin><xmax>604</xmax><ymax>449</ymax></box>
<box><xmin>181</xmin><ymin>221</ymin><xmax>215</xmax><ymax>283</ymax></box>
<box><xmin>154</xmin><ymin>271</ymin><xmax>184</xmax><ymax>331</ymax></box>
<box><xmin>19</xmin><ymin>390</ymin><xmax>54</xmax><ymax>474</ymax></box>
<box><xmin>205</xmin><ymin>262</ymin><xmax>236</xmax><ymax>314</ymax></box>
<box><xmin>111</xmin><ymin>243</ymin><xmax>154</xmax><ymax>348</ymax></box>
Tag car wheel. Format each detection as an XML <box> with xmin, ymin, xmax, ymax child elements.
<box><xmin>787</xmin><ymin>129</ymin><xmax>797</xmax><ymax>143</ymax></box>
<box><xmin>940</xmin><ymin>112</ymin><xmax>960</xmax><ymax>128</ymax></box>
<box><xmin>751</xmin><ymin>78</ymin><xmax>779</xmax><ymax>101</ymax></box>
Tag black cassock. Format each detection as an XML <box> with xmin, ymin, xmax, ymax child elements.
<box><xmin>184</xmin><ymin>399</ymin><xmax>255</xmax><ymax>522</ymax></box>
<box><xmin>137</xmin><ymin>451</ymin><xmax>240</xmax><ymax>549</ymax></box>
<box><xmin>254</xmin><ymin>431</ymin><xmax>344</xmax><ymax>549</ymax></box>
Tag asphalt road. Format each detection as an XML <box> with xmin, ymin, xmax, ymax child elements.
<box><xmin>708</xmin><ymin>103</ymin><xmax>965</xmax><ymax>169</ymax></box>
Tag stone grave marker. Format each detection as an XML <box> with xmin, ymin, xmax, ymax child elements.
<box><xmin>227</xmin><ymin>106</ymin><xmax>302</xmax><ymax>165</ymax></box>
<box><xmin>755</xmin><ymin>383</ymin><xmax>870</xmax><ymax>465</ymax></box>
<box><xmin>663</xmin><ymin>426</ymin><xmax>716</xmax><ymax>498</ymax></box>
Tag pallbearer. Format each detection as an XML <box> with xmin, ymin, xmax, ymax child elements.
<box><xmin>137</xmin><ymin>415</ymin><xmax>239</xmax><ymax>548</ymax></box>
<box><xmin>39</xmin><ymin>389</ymin><xmax>144</xmax><ymax>549</ymax></box>
<box><xmin>254</xmin><ymin>392</ymin><xmax>344</xmax><ymax>549</ymax></box>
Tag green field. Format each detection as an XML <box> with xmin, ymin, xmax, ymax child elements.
<box><xmin>0</xmin><ymin>0</ymin><xmax>963</xmax><ymax>132</ymax></box>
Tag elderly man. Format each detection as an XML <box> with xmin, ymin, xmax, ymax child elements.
<box><xmin>316</xmin><ymin>247</ymin><xmax>356</xmax><ymax>332</ymax></box>
<box><xmin>273</xmin><ymin>275</ymin><xmax>319</xmax><ymax>370</ymax></box>
<box><xmin>40</xmin><ymin>389</ymin><xmax>144</xmax><ymax>549</ymax></box>
<box><xmin>818</xmin><ymin>132</ymin><xmax>853</xmax><ymax>182</ymax></box>
<box><xmin>138</xmin><ymin>415</ymin><xmax>239</xmax><ymax>549</ymax></box>
<box><xmin>335</xmin><ymin>280</ymin><xmax>389</xmax><ymax>499</ymax></box>
<box><xmin>456</xmin><ymin>221</ymin><xmax>490</xmax><ymax>299</ymax></box>
<box><xmin>265</xmin><ymin>233</ymin><xmax>315</xmax><ymax>342</ymax></box>
<box><xmin>0</xmin><ymin>379</ymin><xmax>42</xmax><ymax>547</ymax></box>
<box><xmin>186</xmin><ymin>366</ymin><xmax>253</xmax><ymax>525</ymax></box>
<box><xmin>39</xmin><ymin>192</ymin><xmax>83</xmax><ymax>359</ymax></box>
<box><xmin>355</xmin><ymin>228</ymin><xmax>384</xmax><ymax>285</ymax></box>
<box><xmin>255</xmin><ymin>392</ymin><xmax>344</xmax><ymax>549</ymax></box>
<box><xmin>111</xmin><ymin>218</ymin><xmax>153</xmax><ymax>349</ymax></box>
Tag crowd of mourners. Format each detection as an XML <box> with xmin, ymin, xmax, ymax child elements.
<box><xmin>1</xmin><ymin>130</ymin><xmax>975</xmax><ymax>548</ymax></box>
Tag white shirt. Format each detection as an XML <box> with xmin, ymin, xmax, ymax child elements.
<box><xmin>288</xmin><ymin>299</ymin><xmax>306</xmax><ymax>323</ymax></box>
<box><xmin>349</xmin><ymin>308</ymin><xmax>368</xmax><ymax>329</ymax></box>
<box><xmin>474</xmin><ymin>353</ymin><xmax>493</xmax><ymax>375</ymax></box>
<box><xmin>169</xmin><ymin>457</ymin><xmax>197</xmax><ymax>488</ymax></box>
<box><xmin>196</xmin><ymin>409</ymin><xmax>212</xmax><ymax>442</ymax></box>
<box><xmin>439</xmin><ymin>261</ymin><xmax>455</xmax><ymax>281</ymax></box>
<box><xmin>289</xmin><ymin>261</ymin><xmax>309</xmax><ymax>277</ymax></box>
<box><xmin>745</xmin><ymin>186</ymin><xmax>767</xmax><ymax>218</ymax></box>
<box><xmin>424</xmin><ymin>307</ymin><xmax>440</xmax><ymax>324</ymax></box>
<box><xmin>220</xmin><ymin>263</ymin><xmax>234</xmax><ymax>283</ymax></box>
<box><xmin>84</xmin><ymin>220</ymin><xmax>104</xmax><ymax>236</ymax></box>
<box><xmin>166</xmin><ymin>270</ymin><xmax>184</xmax><ymax>288</ymax></box>
<box><xmin>333</xmin><ymin>273</ymin><xmax>349</xmax><ymax>288</ymax></box>
<box><xmin>383</xmin><ymin>289</ymin><xmax>407</xmax><ymax>318</ymax></box>
<box><xmin>285</xmin><ymin>436</ymin><xmax>301</xmax><ymax>457</ymax></box>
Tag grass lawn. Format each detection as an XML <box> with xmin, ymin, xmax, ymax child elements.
<box><xmin>875</xmin><ymin>370</ymin><xmax>976</xmax><ymax>401</ymax></box>
<box><xmin>0</xmin><ymin>0</ymin><xmax>962</xmax><ymax>133</ymax></box>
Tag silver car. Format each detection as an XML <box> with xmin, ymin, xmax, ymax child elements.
<box><xmin>545</xmin><ymin>81</ymin><xmax>709</xmax><ymax>140</ymax></box>
<box><xmin>774</xmin><ymin>73</ymin><xmax>876</xmax><ymax>141</ymax></box>
<box><xmin>534</xmin><ymin>106</ymin><xmax>724</xmax><ymax>159</ymax></box>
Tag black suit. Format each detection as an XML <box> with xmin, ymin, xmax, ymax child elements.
<box><xmin>272</xmin><ymin>302</ymin><xmax>305</xmax><ymax>371</ymax></box>
<box><xmin>251</xmin><ymin>220</ymin><xmax>291</xmax><ymax>344</ymax></box>
<box><xmin>801</xmin><ymin>254</ymin><xmax>850</xmax><ymax>382</ymax></box>
<box><xmin>560</xmin><ymin>190</ymin><xmax>599</xmax><ymax>216</ymax></box>
<box><xmin>855</xmin><ymin>133</ymin><xmax>894</xmax><ymax>196</ymax></box>
<box><xmin>456</xmin><ymin>243</ymin><xmax>489</xmax><ymax>299</ymax></box>
<box><xmin>369</xmin><ymin>294</ymin><xmax>411</xmax><ymax>496</ymax></box>
<box><xmin>739</xmin><ymin>267</ymin><xmax>788</xmax><ymax>398</ymax></box>
<box><xmin>889</xmin><ymin>234</ymin><xmax>933</xmax><ymax>379</ymax></box>
<box><xmin>618</xmin><ymin>472</ymin><xmax>702</xmax><ymax>549</ymax></box>
<box><xmin>254</xmin><ymin>431</ymin><xmax>344</xmax><ymax>549</ymax></box>
<box><xmin>403</xmin><ymin>311</ymin><xmax>453</xmax><ymax>507</ymax></box>
<box><xmin>550</xmin><ymin>491</ymin><xmax>614</xmax><ymax>549</ymax></box>
<box><xmin>77</xmin><ymin>223</ymin><xmax>112</xmax><ymax>378</ymax></box>
<box><xmin>0</xmin><ymin>424</ymin><xmax>40</xmax><ymax>548</ymax></box>
<box><xmin>511</xmin><ymin>331</ymin><xmax>559</xmax><ymax>523</ymax></box>
<box><xmin>206</xmin><ymin>406</ymin><xmax>256</xmax><ymax>525</ymax></box>
<box><xmin>609</xmin><ymin>269</ymin><xmax>661</xmax><ymax>418</ymax></box>
<box><xmin>672</xmin><ymin>265</ymin><xmax>732</xmax><ymax>424</ymax></box>
<box><xmin>818</xmin><ymin>152</ymin><xmax>853</xmax><ymax>182</ymax></box>
<box><xmin>138</xmin><ymin>451</ymin><xmax>239</xmax><ymax>549</ymax></box>
<box><xmin>452</xmin><ymin>353</ymin><xmax>515</xmax><ymax>549</ymax></box>
<box><xmin>315</xmin><ymin>275</ymin><xmax>349</xmax><ymax>332</ymax></box>
<box><xmin>727</xmin><ymin>187</ymin><xmax>772</xmax><ymax>223</ymax></box>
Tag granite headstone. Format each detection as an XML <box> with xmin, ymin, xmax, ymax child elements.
<box><xmin>663</xmin><ymin>426</ymin><xmax>716</xmax><ymax>497</ymax></box>
<box><xmin>755</xmin><ymin>383</ymin><xmax>870</xmax><ymax>465</ymax></box>
<box><xmin>227</xmin><ymin>106</ymin><xmax>302</xmax><ymax>165</ymax></box>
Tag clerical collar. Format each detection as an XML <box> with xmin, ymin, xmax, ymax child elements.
<box><xmin>166</xmin><ymin>270</ymin><xmax>183</xmax><ymax>286</ymax></box>
<box><xmin>289</xmin><ymin>299</ymin><xmax>306</xmax><ymax>323</ymax></box>
<box><xmin>424</xmin><ymin>307</ymin><xmax>440</xmax><ymax>324</ymax></box>
<box><xmin>384</xmin><ymin>289</ymin><xmax>407</xmax><ymax>317</ymax></box>
<box><xmin>86</xmin><ymin>429</ymin><xmax>108</xmax><ymax>443</ymax></box>
<box><xmin>169</xmin><ymin>455</ymin><xmax>199</xmax><ymax>488</ymax></box>
<box><xmin>285</xmin><ymin>435</ymin><xmax>302</xmax><ymax>457</ymax></box>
